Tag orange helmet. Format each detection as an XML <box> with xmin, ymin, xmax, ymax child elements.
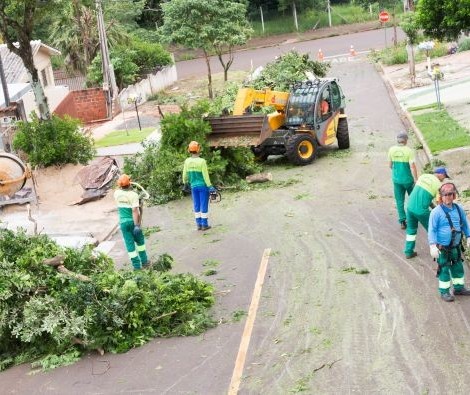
<box><xmin>188</xmin><ymin>141</ymin><xmax>201</xmax><ymax>153</ymax></box>
<box><xmin>117</xmin><ymin>174</ymin><xmax>131</xmax><ymax>187</ymax></box>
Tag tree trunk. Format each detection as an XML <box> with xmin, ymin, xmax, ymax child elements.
<box><xmin>246</xmin><ymin>172</ymin><xmax>273</xmax><ymax>183</ymax></box>
<box><xmin>0</xmin><ymin>2</ymin><xmax>51</xmax><ymax>120</ymax></box>
<box><xmin>20</xmin><ymin>48</ymin><xmax>51</xmax><ymax>120</ymax></box>
<box><xmin>407</xmin><ymin>42</ymin><xmax>416</xmax><ymax>87</ymax></box>
<box><xmin>392</xmin><ymin>13</ymin><xmax>398</xmax><ymax>46</ymax></box>
<box><xmin>203</xmin><ymin>49</ymin><xmax>213</xmax><ymax>99</ymax></box>
<box><xmin>217</xmin><ymin>49</ymin><xmax>234</xmax><ymax>82</ymax></box>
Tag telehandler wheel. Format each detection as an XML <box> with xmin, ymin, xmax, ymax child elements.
<box><xmin>337</xmin><ymin>118</ymin><xmax>350</xmax><ymax>149</ymax></box>
<box><xmin>285</xmin><ymin>134</ymin><xmax>318</xmax><ymax>165</ymax></box>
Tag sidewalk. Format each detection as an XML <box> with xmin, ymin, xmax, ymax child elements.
<box><xmin>380</xmin><ymin>51</ymin><xmax>470</xmax><ymax>205</ymax></box>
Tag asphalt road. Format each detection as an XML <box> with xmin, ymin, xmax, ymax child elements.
<box><xmin>176</xmin><ymin>27</ymin><xmax>406</xmax><ymax>80</ymax></box>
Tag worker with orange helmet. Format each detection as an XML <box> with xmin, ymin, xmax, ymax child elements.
<box><xmin>114</xmin><ymin>174</ymin><xmax>148</xmax><ymax>269</ymax></box>
<box><xmin>182</xmin><ymin>141</ymin><xmax>216</xmax><ymax>231</ymax></box>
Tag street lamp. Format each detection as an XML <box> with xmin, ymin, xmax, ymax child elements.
<box><xmin>127</xmin><ymin>93</ymin><xmax>142</xmax><ymax>131</ymax></box>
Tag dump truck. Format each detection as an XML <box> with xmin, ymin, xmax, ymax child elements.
<box><xmin>207</xmin><ymin>78</ymin><xmax>349</xmax><ymax>165</ymax></box>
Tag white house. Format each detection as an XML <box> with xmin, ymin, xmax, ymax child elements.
<box><xmin>0</xmin><ymin>40</ymin><xmax>69</xmax><ymax>118</ymax></box>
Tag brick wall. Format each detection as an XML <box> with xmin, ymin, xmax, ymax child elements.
<box><xmin>54</xmin><ymin>88</ymin><xmax>108</xmax><ymax>124</ymax></box>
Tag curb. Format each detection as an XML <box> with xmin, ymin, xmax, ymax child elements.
<box><xmin>376</xmin><ymin>62</ymin><xmax>434</xmax><ymax>165</ymax></box>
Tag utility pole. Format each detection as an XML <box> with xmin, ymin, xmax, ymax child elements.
<box><xmin>0</xmin><ymin>52</ymin><xmax>10</xmax><ymax>107</ymax></box>
<box><xmin>327</xmin><ymin>0</ymin><xmax>332</xmax><ymax>28</ymax></box>
<box><xmin>95</xmin><ymin>0</ymin><xmax>117</xmax><ymax>118</ymax></box>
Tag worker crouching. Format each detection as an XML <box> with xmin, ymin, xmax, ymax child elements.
<box><xmin>114</xmin><ymin>174</ymin><xmax>149</xmax><ymax>270</ymax></box>
<box><xmin>182</xmin><ymin>141</ymin><xmax>216</xmax><ymax>231</ymax></box>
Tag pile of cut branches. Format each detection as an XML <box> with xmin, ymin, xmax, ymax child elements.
<box><xmin>0</xmin><ymin>229</ymin><xmax>215</xmax><ymax>371</ymax></box>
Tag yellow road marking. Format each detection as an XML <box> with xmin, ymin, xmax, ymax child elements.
<box><xmin>228</xmin><ymin>248</ymin><xmax>271</xmax><ymax>395</ymax></box>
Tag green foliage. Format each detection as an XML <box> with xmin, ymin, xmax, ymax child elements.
<box><xmin>369</xmin><ymin>40</ymin><xmax>452</xmax><ymax>65</ymax></box>
<box><xmin>250</xmin><ymin>3</ymin><xmax>379</xmax><ymax>36</ymax></box>
<box><xmin>0</xmin><ymin>229</ymin><xmax>215</xmax><ymax>371</ymax></box>
<box><xmin>88</xmin><ymin>49</ymin><xmax>139</xmax><ymax>90</ymax></box>
<box><xmin>160</xmin><ymin>0</ymin><xmax>252</xmax><ymax>95</ymax></box>
<box><xmin>400</xmin><ymin>12</ymin><xmax>419</xmax><ymax>45</ymax></box>
<box><xmin>249</xmin><ymin>51</ymin><xmax>330</xmax><ymax>90</ymax></box>
<box><xmin>87</xmin><ymin>37</ymin><xmax>172</xmax><ymax>90</ymax></box>
<box><xmin>12</xmin><ymin>113</ymin><xmax>95</xmax><ymax>167</ymax></box>
<box><xmin>458</xmin><ymin>38</ymin><xmax>470</xmax><ymax>52</ymax></box>
<box><xmin>129</xmin><ymin>37</ymin><xmax>173</xmax><ymax>73</ymax></box>
<box><xmin>369</xmin><ymin>44</ymin><xmax>408</xmax><ymax>65</ymax></box>
<box><xmin>416</xmin><ymin>0</ymin><xmax>470</xmax><ymax>41</ymax></box>
<box><xmin>124</xmin><ymin>102</ymin><xmax>262</xmax><ymax>204</ymax></box>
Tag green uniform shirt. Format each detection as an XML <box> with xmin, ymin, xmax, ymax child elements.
<box><xmin>114</xmin><ymin>188</ymin><xmax>139</xmax><ymax>224</ymax></box>
<box><xmin>407</xmin><ymin>173</ymin><xmax>441</xmax><ymax>215</ymax></box>
<box><xmin>388</xmin><ymin>144</ymin><xmax>415</xmax><ymax>184</ymax></box>
<box><xmin>182</xmin><ymin>156</ymin><xmax>212</xmax><ymax>188</ymax></box>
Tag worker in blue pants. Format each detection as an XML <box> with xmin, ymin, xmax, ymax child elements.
<box><xmin>182</xmin><ymin>141</ymin><xmax>216</xmax><ymax>231</ymax></box>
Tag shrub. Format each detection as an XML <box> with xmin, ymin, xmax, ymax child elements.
<box><xmin>458</xmin><ymin>38</ymin><xmax>470</xmax><ymax>52</ymax></box>
<box><xmin>13</xmin><ymin>114</ymin><xmax>95</xmax><ymax>167</ymax></box>
<box><xmin>124</xmin><ymin>102</ymin><xmax>261</xmax><ymax>204</ymax></box>
<box><xmin>131</xmin><ymin>38</ymin><xmax>173</xmax><ymax>74</ymax></box>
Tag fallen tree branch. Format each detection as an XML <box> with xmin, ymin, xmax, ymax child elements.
<box><xmin>43</xmin><ymin>255</ymin><xmax>91</xmax><ymax>282</ymax></box>
<box><xmin>152</xmin><ymin>311</ymin><xmax>177</xmax><ymax>321</ymax></box>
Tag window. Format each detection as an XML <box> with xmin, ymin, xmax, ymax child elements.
<box><xmin>330</xmin><ymin>82</ymin><xmax>342</xmax><ymax>110</ymax></box>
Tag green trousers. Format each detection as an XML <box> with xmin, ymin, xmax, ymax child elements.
<box><xmin>393</xmin><ymin>181</ymin><xmax>414</xmax><ymax>223</ymax></box>
<box><xmin>120</xmin><ymin>221</ymin><xmax>148</xmax><ymax>270</ymax></box>
<box><xmin>404</xmin><ymin>209</ymin><xmax>430</xmax><ymax>256</ymax></box>
<box><xmin>437</xmin><ymin>247</ymin><xmax>465</xmax><ymax>295</ymax></box>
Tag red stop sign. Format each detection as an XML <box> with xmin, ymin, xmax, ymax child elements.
<box><xmin>379</xmin><ymin>11</ymin><xmax>390</xmax><ymax>23</ymax></box>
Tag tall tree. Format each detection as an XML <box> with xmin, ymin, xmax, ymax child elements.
<box><xmin>416</xmin><ymin>0</ymin><xmax>470</xmax><ymax>41</ymax></box>
<box><xmin>50</xmin><ymin>0</ymin><xmax>129</xmax><ymax>73</ymax></box>
<box><xmin>0</xmin><ymin>0</ymin><xmax>60</xmax><ymax>120</ymax></box>
<box><xmin>400</xmin><ymin>12</ymin><xmax>419</xmax><ymax>86</ymax></box>
<box><xmin>160</xmin><ymin>0</ymin><xmax>252</xmax><ymax>98</ymax></box>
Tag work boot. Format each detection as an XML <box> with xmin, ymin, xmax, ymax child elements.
<box><xmin>441</xmin><ymin>293</ymin><xmax>455</xmax><ymax>302</ymax></box>
<box><xmin>453</xmin><ymin>287</ymin><xmax>470</xmax><ymax>296</ymax></box>
<box><xmin>201</xmin><ymin>225</ymin><xmax>212</xmax><ymax>231</ymax></box>
<box><xmin>400</xmin><ymin>220</ymin><xmax>407</xmax><ymax>230</ymax></box>
<box><xmin>405</xmin><ymin>252</ymin><xmax>417</xmax><ymax>259</ymax></box>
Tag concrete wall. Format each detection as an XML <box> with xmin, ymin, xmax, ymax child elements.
<box><xmin>54</xmin><ymin>88</ymin><xmax>108</xmax><ymax>124</ymax></box>
<box><xmin>118</xmin><ymin>64</ymin><xmax>177</xmax><ymax>111</ymax></box>
<box><xmin>21</xmin><ymin>85</ymin><xmax>70</xmax><ymax>120</ymax></box>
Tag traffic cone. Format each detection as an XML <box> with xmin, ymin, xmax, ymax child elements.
<box><xmin>317</xmin><ymin>48</ymin><xmax>324</xmax><ymax>61</ymax></box>
<box><xmin>349</xmin><ymin>45</ymin><xmax>356</xmax><ymax>57</ymax></box>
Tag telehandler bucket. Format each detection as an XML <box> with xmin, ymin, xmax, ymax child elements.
<box><xmin>206</xmin><ymin>114</ymin><xmax>274</xmax><ymax>148</ymax></box>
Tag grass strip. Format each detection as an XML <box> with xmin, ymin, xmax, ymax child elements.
<box><xmin>94</xmin><ymin>127</ymin><xmax>155</xmax><ymax>147</ymax></box>
<box><xmin>412</xmin><ymin>109</ymin><xmax>470</xmax><ymax>153</ymax></box>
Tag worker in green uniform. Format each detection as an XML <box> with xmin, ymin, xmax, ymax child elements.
<box><xmin>404</xmin><ymin>167</ymin><xmax>449</xmax><ymax>259</ymax></box>
<box><xmin>114</xmin><ymin>174</ymin><xmax>148</xmax><ymax>270</ymax></box>
<box><xmin>183</xmin><ymin>141</ymin><xmax>216</xmax><ymax>231</ymax></box>
<box><xmin>388</xmin><ymin>132</ymin><xmax>418</xmax><ymax>229</ymax></box>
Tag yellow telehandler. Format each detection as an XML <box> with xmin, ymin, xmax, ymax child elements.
<box><xmin>206</xmin><ymin>78</ymin><xmax>349</xmax><ymax>165</ymax></box>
